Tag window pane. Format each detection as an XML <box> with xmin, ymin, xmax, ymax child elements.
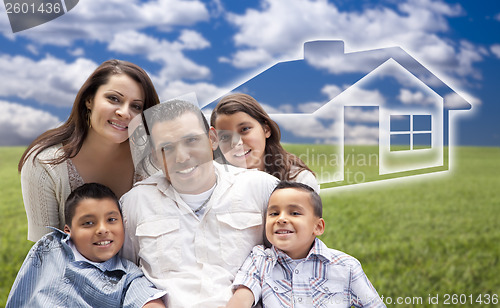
<box><xmin>390</xmin><ymin>134</ymin><xmax>411</xmax><ymax>151</ymax></box>
<box><xmin>413</xmin><ymin>133</ymin><xmax>432</xmax><ymax>149</ymax></box>
<box><xmin>390</xmin><ymin>115</ymin><xmax>410</xmax><ymax>132</ymax></box>
<box><xmin>413</xmin><ymin>115</ymin><xmax>432</xmax><ymax>131</ymax></box>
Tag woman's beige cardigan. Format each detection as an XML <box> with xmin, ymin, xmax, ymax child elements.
<box><xmin>20</xmin><ymin>144</ymin><xmax>71</xmax><ymax>242</ymax></box>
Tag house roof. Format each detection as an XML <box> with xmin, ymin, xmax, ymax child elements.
<box><xmin>206</xmin><ymin>40</ymin><xmax>471</xmax><ymax>112</ymax></box>
<box><xmin>303</xmin><ymin>40</ymin><xmax>470</xmax><ymax>111</ymax></box>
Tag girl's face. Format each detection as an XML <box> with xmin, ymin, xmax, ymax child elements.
<box><xmin>214</xmin><ymin>111</ymin><xmax>270</xmax><ymax>171</ymax></box>
<box><xmin>87</xmin><ymin>74</ymin><xmax>145</xmax><ymax>145</ymax></box>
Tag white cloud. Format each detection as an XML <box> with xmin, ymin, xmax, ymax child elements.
<box><xmin>250</xmin><ymin>84</ymin><xmax>345</xmax><ymax>116</ymax></box>
<box><xmin>0</xmin><ymin>100</ymin><xmax>61</xmax><ymax>145</ymax></box>
<box><xmin>108</xmin><ymin>30</ymin><xmax>211</xmax><ymax>81</ymax></box>
<box><xmin>398</xmin><ymin>89</ymin><xmax>435</xmax><ymax>105</ymax></box>
<box><xmin>490</xmin><ymin>44</ymin><xmax>500</xmax><ymax>59</ymax></box>
<box><xmin>226</xmin><ymin>48</ymin><xmax>274</xmax><ymax>69</ymax></box>
<box><xmin>224</xmin><ymin>0</ymin><xmax>482</xmax><ymax>87</ymax></box>
<box><xmin>69</xmin><ymin>48</ymin><xmax>85</xmax><ymax>57</ymax></box>
<box><xmin>344</xmin><ymin>107</ymin><xmax>379</xmax><ymax>123</ymax></box>
<box><xmin>321</xmin><ymin>84</ymin><xmax>343</xmax><ymax>98</ymax></box>
<box><xmin>218</xmin><ymin>56</ymin><xmax>231</xmax><ymax>64</ymax></box>
<box><xmin>0</xmin><ymin>5</ymin><xmax>11</xmax><ymax>33</ymax></box>
<box><xmin>453</xmin><ymin>40</ymin><xmax>487</xmax><ymax>79</ymax></box>
<box><xmin>158</xmin><ymin>80</ymin><xmax>226</xmax><ymax>106</ymax></box>
<box><xmin>296</xmin><ymin>102</ymin><xmax>323</xmax><ymax>113</ymax></box>
<box><xmin>0</xmin><ymin>55</ymin><xmax>97</xmax><ymax>107</ymax></box>
<box><xmin>328</xmin><ymin>87</ymin><xmax>386</xmax><ymax>109</ymax></box>
<box><xmin>178</xmin><ymin>30</ymin><xmax>211</xmax><ymax>50</ymax></box>
<box><xmin>271</xmin><ymin>105</ymin><xmax>378</xmax><ymax>145</ymax></box>
<box><xmin>226</xmin><ymin>0</ymin><xmax>335</xmax><ymax>57</ymax></box>
<box><xmin>141</xmin><ymin>0</ymin><xmax>211</xmax><ymax>29</ymax></box>
<box><xmin>26</xmin><ymin>45</ymin><xmax>39</xmax><ymax>55</ymax></box>
<box><xmin>1</xmin><ymin>0</ymin><xmax>210</xmax><ymax>46</ymax></box>
<box><xmin>256</xmin><ymin>99</ymin><xmax>319</xmax><ymax>114</ymax></box>
<box><xmin>273</xmin><ymin>113</ymin><xmax>338</xmax><ymax>140</ymax></box>
<box><xmin>344</xmin><ymin>124</ymin><xmax>379</xmax><ymax>145</ymax></box>
<box><xmin>306</xmin><ymin>45</ymin><xmax>397</xmax><ymax>75</ymax></box>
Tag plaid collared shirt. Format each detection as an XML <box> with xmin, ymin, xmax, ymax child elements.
<box><xmin>233</xmin><ymin>238</ymin><xmax>386</xmax><ymax>308</ymax></box>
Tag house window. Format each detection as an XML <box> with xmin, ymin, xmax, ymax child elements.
<box><xmin>390</xmin><ymin>115</ymin><xmax>431</xmax><ymax>151</ymax></box>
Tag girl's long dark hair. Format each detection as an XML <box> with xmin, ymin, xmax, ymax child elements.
<box><xmin>210</xmin><ymin>93</ymin><xmax>314</xmax><ymax>181</ymax></box>
<box><xmin>18</xmin><ymin>59</ymin><xmax>160</xmax><ymax>172</ymax></box>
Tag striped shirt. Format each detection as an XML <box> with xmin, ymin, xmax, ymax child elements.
<box><xmin>233</xmin><ymin>238</ymin><xmax>386</xmax><ymax>307</ymax></box>
<box><xmin>6</xmin><ymin>229</ymin><xmax>165</xmax><ymax>308</ymax></box>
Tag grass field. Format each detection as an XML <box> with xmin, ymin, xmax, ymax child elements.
<box><xmin>1</xmin><ymin>146</ymin><xmax>499</xmax><ymax>307</ymax></box>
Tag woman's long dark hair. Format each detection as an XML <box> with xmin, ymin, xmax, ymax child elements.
<box><xmin>18</xmin><ymin>59</ymin><xmax>160</xmax><ymax>172</ymax></box>
<box><xmin>210</xmin><ymin>93</ymin><xmax>314</xmax><ymax>181</ymax></box>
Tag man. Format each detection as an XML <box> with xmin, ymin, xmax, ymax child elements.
<box><xmin>121</xmin><ymin>100</ymin><xmax>278</xmax><ymax>308</ymax></box>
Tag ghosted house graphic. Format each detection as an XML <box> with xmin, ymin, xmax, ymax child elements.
<box><xmin>204</xmin><ymin>40</ymin><xmax>471</xmax><ymax>188</ymax></box>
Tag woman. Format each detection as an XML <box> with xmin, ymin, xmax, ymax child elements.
<box><xmin>18</xmin><ymin>59</ymin><xmax>160</xmax><ymax>241</ymax></box>
<box><xmin>210</xmin><ymin>93</ymin><xmax>319</xmax><ymax>192</ymax></box>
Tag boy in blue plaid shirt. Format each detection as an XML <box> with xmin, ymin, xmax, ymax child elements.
<box><xmin>7</xmin><ymin>183</ymin><xmax>166</xmax><ymax>308</ymax></box>
<box><xmin>226</xmin><ymin>181</ymin><xmax>386</xmax><ymax>308</ymax></box>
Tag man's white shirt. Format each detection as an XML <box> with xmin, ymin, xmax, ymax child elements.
<box><xmin>120</xmin><ymin>162</ymin><xmax>278</xmax><ymax>308</ymax></box>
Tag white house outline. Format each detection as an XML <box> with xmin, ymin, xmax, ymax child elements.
<box><xmin>205</xmin><ymin>40</ymin><xmax>471</xmax><ymax>187</ymax></box>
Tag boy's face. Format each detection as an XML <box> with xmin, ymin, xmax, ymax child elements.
<box><xmin>64</xmin><ymin>198</ymin><xmax>124</xmax><ymax>263</ymax></box>
<box><xmin>265</xmin><ymin>188</ymin><xmax>325</xmax><ymax>259</ymax></box>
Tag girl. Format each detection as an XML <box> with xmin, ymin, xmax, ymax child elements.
<box><xmin>18</xmin><ymin>59</ymin><xmax>160</xmax><ymax>241</ymax></box>
<box><xmin>210</xmin><ymin>93</ymin><xmax>319</xmax><ymax>192</ymax></box>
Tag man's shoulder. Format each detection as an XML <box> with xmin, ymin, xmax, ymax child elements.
<box><xmin>123</xmin><ymin>172</ymin><xmax>165</xmax><ymax>198</ymax></box>
<box><xmin>215</xmin><ymin>162</ymin><xmax>277</xmax><ymax>183</ymax></box>
<box><xmin>133</xmin><ymin>170</ymin><xmax>165</xmax><ymax>187</ymax></box>
<box><xmin>221</xmin><ymin>166</ymin><xmax>278</xmax><ymax>200</ymax></box>
<box><xmin>237</xmin><ymin>166</ymin><xmax>275</xmax><ymax>180</ymax></box>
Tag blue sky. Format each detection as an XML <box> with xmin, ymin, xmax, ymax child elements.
<box><xmin>0</xmin><ymin>0</ymin><xmax>498</xmax><ymax>146</ymax></box>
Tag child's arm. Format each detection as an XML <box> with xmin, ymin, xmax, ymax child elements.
<box><xmin>121</xmin><ymin>261</ymin><xmax>167</xmax><ymax>308</ymax></box>
<box><xmin>142</xmin><ymin>298</ymin><xmax>165</xmax><ymax>308</ymax></box>
<box><xmin>349</xmin><ymin>257</ymin><xmax>386</xmax><ymax>307</ymax></box>
<box><xmin>226</xmin><ymin>245</ymin><xmax>268</xmax><ymax>308</ymax></box>
<box><xmin>225</xmin><ymin>286</ymin><xmax>254</xmax><ymax>308</ymax></box>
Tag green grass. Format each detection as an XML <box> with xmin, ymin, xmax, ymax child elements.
<box><xmin>284</xmin><ymin>143</ymin><xmax>452</xmax><ymax>188</ymax></box>
<box><xmin>0</xmin><ymin>147</ymin><xmax>33</xmax><ymax>307</ymax></box>
<box><xmin>1</xmin><ymin>146</ymin><xmax>499</xmax><ymax>307</ymax></box>
<box><xmin>315</xmin><ymin>146</ymin><xmax>500</xmax><ymax>307</ymax></box>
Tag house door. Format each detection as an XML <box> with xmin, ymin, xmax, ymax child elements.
<box><xmin>343</xmin><ymin>106</ymin><xmax>379</xmax><ymax>185</ymax></box>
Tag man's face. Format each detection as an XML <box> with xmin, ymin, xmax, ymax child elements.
<box><xmin>152</xmin><ymin>112</ymin><xmax>217</xmax><ymax>194</ymax></box>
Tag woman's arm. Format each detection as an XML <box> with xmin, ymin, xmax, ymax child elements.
<box><xmin>225</xmin><ymin>286</ymin><xmax>254</xmax><ymax>308</ymax></box>
<box><xmin>20</xmin><ymin>148</ymin><xmax>69</xmax><ymax>241</ymax></box>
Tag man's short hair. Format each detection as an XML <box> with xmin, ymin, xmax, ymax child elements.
<box><xmin>144</xmin><ymin>100</ymin><xmax>209</xmax><ymax>146</ymax></box>
<box><xmin>272</xmin><ymin>181</ymin><xmax>322</xmax><ymax>217</ymax></box>
<box><xmin>64</xmin><ymin>183</ymin><xmax>120</xmax><ymax>227</ymax></box>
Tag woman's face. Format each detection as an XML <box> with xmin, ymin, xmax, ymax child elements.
<box><xmin>87</xmin><ymin>74</ymin><xmax>145</xmax><ymax>144</ymax></box>
<box><xmin>214</xmin><ymin>111</ymin><xmax>270</xmax><ymax>170</ymax></box>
